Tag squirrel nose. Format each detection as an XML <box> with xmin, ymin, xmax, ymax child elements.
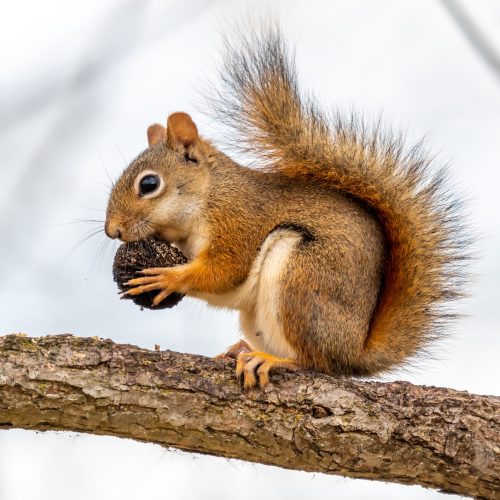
<box><xmin>105</xmin><ymin>221</ymin><xmax>123</xmax><ymax>240</ymax></box>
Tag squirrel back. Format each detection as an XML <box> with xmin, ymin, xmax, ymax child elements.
<box><xmin>211</xmin><ymin>27</ymin><xmax>471</xmax><ymax>372</ymax></box>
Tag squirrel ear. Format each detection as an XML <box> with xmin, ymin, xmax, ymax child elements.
<box><xmin>166</xmin><ymin>112</ymin><xmax>198</xmax><ymax>148</ymax></box>
<box><xmin>147</xmin><ymin>124</ymin><xmax>166</xmax><ymax>147</ymax></box>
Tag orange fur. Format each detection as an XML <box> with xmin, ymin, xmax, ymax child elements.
<box><xmin>210</xmin><ymin>27</ymin><xmax>471</xmax><ymax>373</ymax></box>
<box><xmin>106</xmin><ymin>27</ymin><xmax>470</xmax><ymax>382</ymax></box>
<box><xmin>147</xmin><ymin>124</ymin><xmax>166</xmax><ymax>147</ymax></box>
<box><xmin>167</xmin><ymin>112</ymin><xmax>199</xmax><ymax>147</ymax></box>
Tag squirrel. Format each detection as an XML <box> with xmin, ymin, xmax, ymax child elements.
<box><xmin>105</xmin><ymin>28</ymin><xmax>469</xmax><ymax>389</ymax></box>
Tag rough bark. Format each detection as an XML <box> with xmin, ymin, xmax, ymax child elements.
<box><xmin>0</xmin><ymin>334</ymin><xmax>498</xmax><ymax>498</ymax></box>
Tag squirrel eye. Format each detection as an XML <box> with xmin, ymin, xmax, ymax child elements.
<box><xmin>138</xmin><ymin>174</ymin><xmax>160</xmax><ymax>196</ymax></box>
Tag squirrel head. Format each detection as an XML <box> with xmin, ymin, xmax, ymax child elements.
<box><xmin>105</xmin><ymin>112</ymin><xmax>210</xmax><ymax>243</ymax></box>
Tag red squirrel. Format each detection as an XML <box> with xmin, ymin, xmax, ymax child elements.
<box><xmin>105</xmin><ymin>28</ymin><xmax>469</xmax><ymax>389</ymax></box>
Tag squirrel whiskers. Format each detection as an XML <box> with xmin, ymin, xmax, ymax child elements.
<box><xmin>106</xmin><ymin>26</ymin><xmax>471</xmax><ymax>388</ymax></box>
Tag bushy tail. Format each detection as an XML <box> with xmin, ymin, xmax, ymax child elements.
<box><xmin>211</xmin><ymin>26</ymin><xmax>471</xmax><ymax>372</ymax></box>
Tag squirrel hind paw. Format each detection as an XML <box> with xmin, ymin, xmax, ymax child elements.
<box><xmin>235</xmin><ymin>351</ymin><xmax>298</xmax><ymax>390</ymax></box>
<box><xmin>214</xmin><ymin>340</ymin><xmax>253</xmax><ymax>360</ymax></box>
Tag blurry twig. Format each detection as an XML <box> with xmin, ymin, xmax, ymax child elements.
<box><xmin>0</xmin><ymin>0</ymin><xmax>216</xmax><ymax>271</ymax></box>
<box><xmin>0</xmin><ymin>0</ymin><xmax>217</xmax><ymax>132</ymax></box>
<box><xmin>439</xmin><ymin>0</ymin><xmax>500</xmax><ymax>81</ymax></box>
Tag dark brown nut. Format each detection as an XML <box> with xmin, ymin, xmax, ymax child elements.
<box><xmin>113</xmin><ymin>237</ymin><xmax>187</xmax><ymax>309</ymax></box>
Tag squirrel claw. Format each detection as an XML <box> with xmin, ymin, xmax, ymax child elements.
<box><xmin>125</xmin><ymin>276</ymin><xmax>160</xmax><ymax>287</ymax></box>
<box><xmin>124</xmin><ymin>283</ymin><xmax>163</xmax><ymax>296</ymax></box>
<box><xmin>152</xmin><ymin>289</ymin><xmax>172</xmax><ymax>306</ymax></box>
<box><xmin>235</xmin><ymin>351</ymin><xmax>298</xmax><ymax>390</ymax></box>
<box><xmin>214</xmin><ymin>339</ymin><xmax>253</xmax><ymax>360</ymax></box>
<box><xmin>123</xmin><ymin>284</ymin><xmax>173</xmax><ymax>306</ymax></box>
<box><xmin>123</xmin><ymin>267</ymin><xmax>179</xmax><ymax>305</ymax></box>
<box><xmin>139</xmin><ymin>267</ymin><xmax>169</xmax><ymax>275</ymax></box>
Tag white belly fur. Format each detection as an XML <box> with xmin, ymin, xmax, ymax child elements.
<box><xmin>194</xmin><ymin>229</ymin><xmax>301</xmax><ymax>359</ymax></box>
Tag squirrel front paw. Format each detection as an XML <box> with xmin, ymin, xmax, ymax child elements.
<box><xmin>124</xmin><ymin>267</ymin><xmax>181</xmax><ymax>306</ymax></box>
<box><xmin>236</xmin><ymin>351</ymin><xmax>298</xmax><ymax>390</ymax></box>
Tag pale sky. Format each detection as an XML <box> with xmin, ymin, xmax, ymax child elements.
<box><xmin>0</xmin><ymin>1</ymin><xmax>499</xmax><ymax>499</ymax></box>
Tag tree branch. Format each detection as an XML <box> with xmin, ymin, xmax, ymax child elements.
<box><xmin>0</xmin><ymin>334</ymin><xmax>498</xmax><ymax>498</ymax></box>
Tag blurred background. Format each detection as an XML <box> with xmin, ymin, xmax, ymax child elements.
<box><xmin>0</xmin><ymin>0</ymin><xmax>499</xmax><ymax>499</ymax></box>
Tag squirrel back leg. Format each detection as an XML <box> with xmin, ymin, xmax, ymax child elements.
<box><xmin>238</xmin><ymin>222</ymin><xmax>383</xmax><ymax>383</ymax></box>
<box><xmin>234</xmin><ymin>218</ymin><xmax>383</xmax><ymax>386</ymax></box>
<box><xmin>277</xmin><ymin>232</ymin><xmax>384</xmax><ymax>375</ymax></box>
<box><xmin>235</xmin><ymin>228</ymin><xmax>303</xmax><ymax>388</ymax></box>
